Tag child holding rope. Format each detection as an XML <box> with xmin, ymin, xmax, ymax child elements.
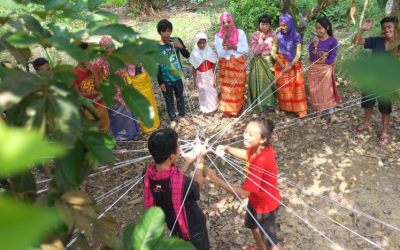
<box><xmin>207</xmin><ymin>118</ymin><xmax>282</xmax><ymax>250</ymax></box>
<box><xmin>144</xmin><ymin>128</ymin><xmax>209</xmax><ymax>250</ymax></box>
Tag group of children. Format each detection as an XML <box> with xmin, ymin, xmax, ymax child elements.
<box><xmin>143</xmin><ymin>13</ymin><xmax>399</xmax><ymax>250</ymax></box>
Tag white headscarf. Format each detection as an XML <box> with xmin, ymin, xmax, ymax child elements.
<box><xmin>189</xmin><ymin>32</ymin><xmax>218</xmax><ymax>69</ymax></box>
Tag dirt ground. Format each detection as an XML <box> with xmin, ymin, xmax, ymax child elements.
<box><xmin>82</xmin><ymin>5</ymin><xmax>400</xmax><ymax>250</ymax></box>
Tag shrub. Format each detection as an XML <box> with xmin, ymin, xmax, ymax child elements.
<box><xmin>227</xmin><ymin>0</ymin><xmax>280</xmax><ymax>34</ymax></box>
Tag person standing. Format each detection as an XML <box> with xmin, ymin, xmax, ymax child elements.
<box><xmin>215</xmin><ymin>12</ymin><xmax>249</xmax><ymax>117</ymax></box>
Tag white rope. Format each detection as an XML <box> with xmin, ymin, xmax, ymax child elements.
<box><xmin>207</xmin><ymin>153</ymin><xmax>344</xmax><ymax>249</ymax></box>
<box><xmin>216</xmin><ymin>150</ymin><xmax>385</xmax><ymax>249</ymax></box>
<box><xmin>208</xmin><ymin>31</ymin><xmax>359</xmax><ymax>148</ymax></box>
<box><xmin>65</xmin><ymin>174</ymin><xmax>145</xmax><ymax>249</ymax></box>
<box><xmin>214</xmin><ymin>148</ymin><xmax>400</xmax><ymax>233</ymax></box>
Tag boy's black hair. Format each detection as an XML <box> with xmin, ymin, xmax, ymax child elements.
<box><xmin>316</xmin><ymin>17</ymin><xmax>334</xmax><ymax>37</ymax></box>
<box><xmin>258</xmin><ymin>14</ymin><xmax>272</xmax><ymax>25</ymax></box>
<box><xmin>251</xmin><ymin>118</ymin><xmax>275</xmax><ymax>146</ymax></box>
<box><xmin>148</xmin><ymin>128</ymin><xmax>178</xmax><ymax>164</ymax></box>
<box><xmin>380</xmin><ymin>16</ymin><xmax>398</xmax><ymax>27</ymax></box>
<box><xmin>32</xmin><ymin>57</ymin><xmax>48</xmax><ymax>70</ymax></box>
<box><xmin>157</xmin><ymin>19</ymin><xmax>173</xmax><ymax>34</ymax></box>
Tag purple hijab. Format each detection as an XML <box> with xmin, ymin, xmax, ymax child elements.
<box><xmin>277</xmin><ymin>13</ymin><xmax>301</xmax><ymax>62</ymax></box>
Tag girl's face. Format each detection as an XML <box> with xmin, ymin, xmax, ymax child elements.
<box><xmin>197</xmin><ymin>39</ymin><xmax>207</xmax><ymax>49</ymax></box>
<box><xmin>223</xmin><ymin>19</ymin><xmax>231</xmax><ymax>29</ymax></box>
<box><xmin>315</xmin><ymin>22</ymin><xmax>328</xmax><ymax>38</ymax></box>
<box><xmin>382</xmin><ymin>22</ymin><xmax>395</xmax><ymax>39</ymax></box>
<box><xmin>243</xmin><ymin>122</ymin><xmax>264</xmax><ymax>149</ymax></box>
<box><xmin>259</xmin><ymin>22</ymin><xmax>271</xmax><ymax>33</ymax></box>
<box><xmin>279</xmin><ymin>22</ymin><xmax>288</xmax><ymax>33</ymax></box>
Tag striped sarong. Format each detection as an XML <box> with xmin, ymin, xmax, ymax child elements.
<box><xmin>219</xmin><ymin>55</ymin><xmax>247</xmax><ymax>116</ymax></box>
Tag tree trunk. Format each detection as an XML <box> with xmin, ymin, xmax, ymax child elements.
<box><xmin>359</xmin><ymin>0</ymin><xmax>369</xmax><ymax>27</ymax></box>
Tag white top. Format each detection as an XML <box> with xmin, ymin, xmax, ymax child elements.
<box><xmin>214</xmin><ymin>29</ymin><xmax>249</xmax><ymax>60</ymax></box>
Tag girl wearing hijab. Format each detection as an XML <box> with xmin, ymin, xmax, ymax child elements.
<box><xmin>249</xmin><ymin>14</ymin><xmax>277</xmax><ymax>115</ymax></box>
<box><xmin>271</xmin><ymin>13</ymin><xmax>308</xmax><ymax>118</ymax></box>
<box><xmin>190</xmin><ymin>32</ymin><xmax>219</xmax><ymax>115</ymax></box>
<box><xmin>215</xmin><ymin>12</ymin><xmax>249</xmax><ymax>117</ymax></box>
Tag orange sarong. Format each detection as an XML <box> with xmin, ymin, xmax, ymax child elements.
<box><xmin>219</xmin><ymin>55</ymin><xmax>247</xmax><ymax>116</ymax></box>
<box><xmin>274</xmin><ymin>54</ymin><xmax>307</xmax><ymax>117</ymax></box>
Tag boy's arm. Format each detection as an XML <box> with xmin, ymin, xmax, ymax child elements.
<box><xmin>175</xmin><ymin>38</ymin><xmax>190</xmax><ymax>58</ymax></box>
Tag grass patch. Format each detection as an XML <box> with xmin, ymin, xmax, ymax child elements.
<box><xmin>104</xmin><ymin>0</ymin><xmax>126</xmax><ymax>7</ymax></box>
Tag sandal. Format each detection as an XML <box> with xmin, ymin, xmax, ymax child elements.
<box><xmin>379</xmin><ymin>134</ymin><xmax>389</xmax><ymax>145</ymax></box>
<box><xmin>352</xmin><ymin>124</ymin><xmax>370</xmax><ymax>133</ymax></box>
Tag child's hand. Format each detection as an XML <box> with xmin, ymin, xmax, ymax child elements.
<box><xmin>216</xmin><ymin>145</ymin><xmax>226</xmax><ymax>152</ymax></box>
<box><xmin>361</xmin><ymin>19</ymin><xmax>373</xmax><ymax>31</ymax></box>
<box><xmin>312</xmin><ymin>36</ymin><xmax>319</xmax><ymax>48</ymax></box>
<box><xmin>172</xmin><ymin>39</ymin><xmax>184</xmax><ymax>49</ymax></box>
<box><xmin>159</xmin><ymin>84</ymin><xmax>166</xmax><ymax>92</ymax></box>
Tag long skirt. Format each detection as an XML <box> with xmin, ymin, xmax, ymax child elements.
<box><xmin>108</xmin><ymin>102</ymin><xmax>140</xmax><ymax>141</ymax></box>
<box><xmin>274</xmin><ymin>54</ymin><xmax>308</xmax><ymax>118</ymax></box>
<box><xmin>248</xmin><ymin>55</ymin><xmax>276</xmax><ymax>113</ymax></box>
<box><xmin>219</xmin><ymin>55</ymin><xmax>247</xmax><ymax>116</ymax></box>
<box><xmin>307</xmin><ymin>64</ymin><xmax>341</xmax><ymax>112</ymax></box>
<box><xmin>196</xmin><ymin>68</ymin><xmax>218</xmax><ymax>113</ymax></box>
<box><xmin>126</xmin><ymin>71</ymin><xmax>160</xmax><ymax>134</ymax></box>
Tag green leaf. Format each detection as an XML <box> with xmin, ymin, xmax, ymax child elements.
<box><xmin>121</xmin><ymin>85</ymin><xmax>153</xmax><ymax>127</ymax></box>
<box><xmin>0</xmin><ymin>69</ymin><xmax>42</xmax><ymax>112</ymax></box>
<box><xmin>92</xmin><ymin>24</ymin><xmax>138</xmax><ymax>43</ymax></box>
<box><xmin>154</xmin><ymin>238</ymin><xmax>196</xmax><ymax>250</ymax></box>
<box><xmin>55</xmin><ymin>140</ymin><xmax>89</xmax><ymax>192</ymax></box>
<box><xmin>343</xmin><ymin>54</ymin><xmax>400</xmax><ymax>100</ymax></box>
<box><xmin>7</xmin><ymin>172</ymin><xmax>37</xmax><ymax>202</ymax></box>
<box><xmin>122</xmin><ymin>39</ymin><xmax>170</xmax><ymax>78</ymax></box>
<box><xmin>123</xmin><ymin>224</ymin><xmax>135</xmax><ymax>250</ymax></box>
<box><xmin>0</xmin><ymin>123</ymin><xmax>65</xmax><ymax>177</ymax></box>
<box><xmin>0</xmin><ymin>196</ymin><xmax>61</xmax><ymax>250</ymax></box>
<box><xmin>0</xmin><ymin>39</ymin><xmax>31</xmax><ymax>65</ymax></box>
<box><xmin>46</xmin><ymin>87</ymin><xmax>81</xmax><ymax>145</ymax></box>
<box><xmin>21</xmin><ymin>15</ymin><xmax>52</xmax><ymax>38</ymax></box>
<box><xmin>88</xmin><ymin>0</ymin><xmax>104</xmax><ymax>11</ymax></box>
<box><xmin>82</xmin><ymin>131</ymin><xmax>115</xmax><ymax>164</ymax></box>
<box><xmin>6</xmin><ymin>32</ymin><xmax>40</xmax><ymax>47</ymax></box>
<box><xmin>44</xmin><ymin>0</ymin><xmax>68</xmax><ymax>11</ymax></box>
<box><xmin>99</xmin><ymin>79</ymin><xmax>115</xmax><ymax>106</ymax></box>
<box><xmin>132</xmin><ymin>207</ymin><xmax>165</xmax><ymax>250</ymax></box>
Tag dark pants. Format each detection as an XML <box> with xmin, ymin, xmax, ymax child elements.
<box><xmin>162</xmin><ymin>79</ymin><xmax>186</xmax><ymax>121</ymax></box>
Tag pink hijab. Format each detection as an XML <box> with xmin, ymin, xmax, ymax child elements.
<box><xmin>217</xmin><ymin>12</ymin><xmax>239</xmax><ymax>46</ymax></box>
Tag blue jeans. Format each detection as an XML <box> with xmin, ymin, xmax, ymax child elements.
<box><xmin>162</xmin><ymin>79</ymin><xmax>186</xmax><ymax>121</ymax></box>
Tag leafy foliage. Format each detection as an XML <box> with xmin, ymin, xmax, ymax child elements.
<box><xmin>125</xmin><ymin>207</ymin><xmax>195</xmax><ymax>250</ymax></box>
<box><xmin>0</xmin><ymin>0</ymin><xmax>176</xmax><ymax>248</ymax></box>
<box><xmin>227</xmin><ymin>0</ymin><xmax>280</xmax><ymax>34</ymax></box>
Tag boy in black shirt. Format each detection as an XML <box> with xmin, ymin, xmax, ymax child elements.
<box><xmin>156</xmin><ymin>19</ymin><xmax>190</xmax><ymax>129</ymax></box>
<box><xmin>144</xmin><ymin>128</ymin><xmax>209</xmax><ymax>250</ymax></box>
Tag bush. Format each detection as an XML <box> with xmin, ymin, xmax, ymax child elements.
<box><xmin>227</xmin><ymin>0</ymin><xmax>280</xmax><ymax>34</ymax></box>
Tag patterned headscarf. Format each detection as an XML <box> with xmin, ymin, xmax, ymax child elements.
<box><xmin>276</xmin><ymin>13</ymin><xmax>301</xmax><ymax>62</ymax></box>
<box><xmin>217</xmin><ymin>12</ymin><xmax>239</xmax><ymax>46</ymax></box>
<box><xmin>99</xmin><ymin>36</ymin><xmax>114</xmax><ymax>48</ymax></box>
